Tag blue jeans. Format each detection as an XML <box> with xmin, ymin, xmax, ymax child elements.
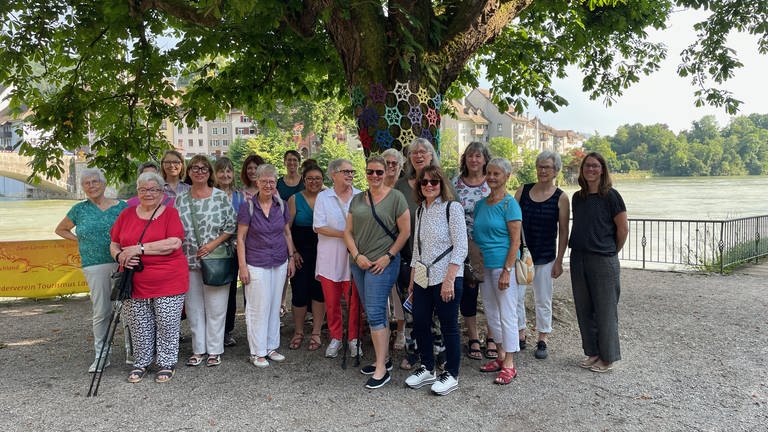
<box><xmin>350</xmin><ymin>255</ymin><xmax>401</xmax><ymax>331</ymax></box>
<box><xmin>412</xmin><ymin>277</ymin><xmax>463</xmax><ymax>377</ymax></box>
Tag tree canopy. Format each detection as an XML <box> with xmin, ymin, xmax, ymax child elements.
<box><xmin>1</xmin><ymin>0</ymin><xmax>765</xmax><ymax>182</ymax></box>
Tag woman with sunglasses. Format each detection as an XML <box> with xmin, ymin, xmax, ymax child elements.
<box><xmin>160</xmin><ymin>150</ymin><xmax>190</xmax><ymax>207</ymax></box>
<box><xmin>404</xmin><ymin>165</ymin><xmax>467</xmax><ymax>396</ymax></box>
<box><xmin>286</xmin><ymin>164</ymin><xmax>326</xmax><ymax>351</ymax></box>
<box><xmin>176</xmin><ymin>155</ymin><xmax>236</xmax><ymax>368</ymax></box>
<box><xmin>344</xmin><ymin>155</ymin><xmax>410</xmax><ymax>389</ymax></box>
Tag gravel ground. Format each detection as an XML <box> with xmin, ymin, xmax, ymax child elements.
<box><xmin>1</xmin><ymin>266</ymin><xmax>766</xmax><ymax>432</ymax></box>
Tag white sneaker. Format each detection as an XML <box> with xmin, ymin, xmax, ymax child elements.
<box><xmin>431</xmin><ymin>371</ymin><xmax>459</xmax><ymax>395</ymax></box>
<box><xmin>405</xmin><ymin>365</ymin><xmax>436</xmax><ymax>389</ymax></box>
<box><xmin>267</xmin><ymin>350</ymin><xmax>286</xmax><ymax>362</ymax></box>
<box><xmin>250</xmin><ymin>356</ymin><xmax>270</xmax><ymax>368</ymax></box>
<box><xmin>88</xmin><ymin>357</ymin><xmax>111</xmax><ymax>373</ymax></box>
<box><xmin>349</xmin><ymin>339</ymin><xmax>363</xmax><ymax>358</ymax></box>
<box><xmin>325</xmin><ymin>339</ymin><xmax>342</xmax><ymax>358</ymax></box>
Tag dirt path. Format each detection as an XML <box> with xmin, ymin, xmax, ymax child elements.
<box><xmin>1</xmin><ymin>267</ymin><xmax>766</xmax><ymax>431</ymax></box>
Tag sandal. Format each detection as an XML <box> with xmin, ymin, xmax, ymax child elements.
<box><xmin>206</xmin><ymin>354</ymin><xmax>221</xmax><ymax>367</ymax></box>
<box><xmin>494</xmin><ymin>366</ymin><xmax>517</xmax><ymax>385</ymax></box>
<box><xmin>186</xmin><ymin>354</ymin><xmax>205</xmax><ymax>367</ymax></box>
<box><xmin>466</xmin><ymin>339</ymin><xmax>483</xmax><ymax>360</ymax></box>
<box><xmin>399</xmin><ymin>358</ymin><xmax>413</xmax><ymax>371</ymax></box>
<box><xmin>289</xmin><ymin>333</ymin><xmax>305</xmax><ymax>350</ymax></box>
<box><xmin>127</xmin><ymin>367</ymin><xmax>147</xmax><ymax>383</ymax></box>
<box><xmin>155</xmin><ymin>368</ymin><xmax>175</xmax><ymax>383</ymax></box>
<box><xmin>578</xmin><ymin>356</ymin><xmax>600</xmax><ymax>369</ymax></box>
<box><xmin>484</xmin><ymin>338</ymin><xmax>499</xmax><ymax>359</ymax></box>
<box><xmin>480</xmin><ymin>358</ymin><xmax>503</xmax><ymax>373</ymax></box>
<box><xmin>308</xmin><ymin>333</ymin><xmax>322</xmax><ymax>351</ymax></box>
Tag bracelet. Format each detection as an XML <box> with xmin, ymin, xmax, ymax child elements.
<box><xmin>140</xmin><ymin>243</ymin><xmax>145</xmax><ymax>255</ymax></box>
<box><xmin>115</xmin><ymin>251</ymin><xmax>122</xmax><ymax>262</ymax></box>
<box><xmin>354</xmin><ymin>253</ymin><xmax>360</xmax><ymax>263</ymax></box>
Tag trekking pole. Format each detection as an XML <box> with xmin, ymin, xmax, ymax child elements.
<box><xmin>87</xmin><ymin>301</ymin><xmax>123</xmax><ymax>397</ymax></box>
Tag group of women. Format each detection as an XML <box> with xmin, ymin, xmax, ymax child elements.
<box><xmin>57</xmin><ymin>140</ymin><xmax>628</xmax><ymax>391</ymax></box>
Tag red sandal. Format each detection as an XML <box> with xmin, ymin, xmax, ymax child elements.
<box><xmin>494</xmin><ymin>367</ymin><xmax>517</xmax><ymax>385</ymax></box>
<box><xmin>480</xmin><ymin>358</ymin><xmax>503</xmax><ymax>373</ymax></box>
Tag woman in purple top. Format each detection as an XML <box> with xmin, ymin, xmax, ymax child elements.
<box><xmin>237</xmin><ymin>164</ymin><xmax>297</xmax><ymax>368</ymax></box>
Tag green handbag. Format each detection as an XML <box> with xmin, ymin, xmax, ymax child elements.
<box><xmin>189</xmin><ymin>197</ymin><xmax>235</xmax><ymax>286</ymax></box>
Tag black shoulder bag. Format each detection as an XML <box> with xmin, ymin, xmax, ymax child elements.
<box><xmin>110</xmin><ymin>203</ymin><xmax>161</xmax><ymax>301</ymax></box>
<box><xmin>368</xmin><ymin>190</ymin><xmax>398</xmax><ymax>241</ymax></box>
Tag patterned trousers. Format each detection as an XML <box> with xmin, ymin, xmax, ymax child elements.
<box><xmin>123</xmin><ymin>294</ymin><xmax>185</xmax><ymax>369</ymax></box>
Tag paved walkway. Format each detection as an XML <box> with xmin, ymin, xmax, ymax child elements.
<box><xmin>1</xmin><ymin>267</ymin><xmax>766</xmax><ymax>431</ymax></box>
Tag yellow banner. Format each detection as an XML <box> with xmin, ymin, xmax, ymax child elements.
<box><xmin>0</xmin><ymin>240</ymin><xmax>89</xmax><ymax>298</ymax></box>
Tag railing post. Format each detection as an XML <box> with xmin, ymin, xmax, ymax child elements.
<box><xmin>641</xmin><ymin>221</ymin><xmax>646</xmax><ymax>269</ymax></box>
<box><xmin>719</xmin><ymin>222</ymin><xmax>725</xmax><ymax>274</ymax></box>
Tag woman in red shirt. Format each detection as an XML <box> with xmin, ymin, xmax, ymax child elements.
<box><xmin>110</xmin><ymin>172</ymin><xmax>189</xmax><ymax>384</ymax></box>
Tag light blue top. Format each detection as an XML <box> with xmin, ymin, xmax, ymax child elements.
<box><xmin>67</xmin><ymin>200</ymin><xmax>128</xmax><ymax>267</ymax></box>
<box><xmin>473</xmin><ymin>194</ymin><xmax>522</xmax><ymax>269</ymax></box>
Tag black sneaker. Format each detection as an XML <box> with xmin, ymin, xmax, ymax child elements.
<box><xmin>360</xmin><ymin>358</ymin><xmax>393</xmax><ymax>375</ymax></box>
<box><xmin>534</xmin><ymin>340</ymin><xmax>548</xmax><ymax>359</ymax></box>
<box><xmin>519</xmin><ymin>338</ymin><xmax>527</xmax><ymax>350</ymax></box>
<box><xmin>223</xmin><ymin>333</ymin><xmax>237</xmax><ymax>347</ymax></box>
<box><xmin>365</xmin><ymin>371</ymin><xmax>391</xmax><ymax>389</ymax></box>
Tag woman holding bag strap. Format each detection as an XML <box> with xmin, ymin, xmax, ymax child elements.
<box><xmin>404</xmin><ymin>165</ymin><xmax>467</xmax><ymax>396</ymax></box>
<box><xmin>176</xmin><ymin>155</ymin><xmax>236</xmax><ymax>368</ymax></box>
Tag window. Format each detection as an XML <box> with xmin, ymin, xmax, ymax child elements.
<box><xmin>177</xmin><ymin>139</ymin><xmax>183</xmax><ymax>147</ymax></box>
<box><xmin>198</xmin><ymin>139</ymin><xmax>204</xmax><ymax>147</ymax></box>
<box><xmin>222</xmin><ymin>127</ymin><xmax>228</xmax><ymax>135</ymax></box>
<box><xmin>240</xmin><ymin>115</ymin><xmax>250</xmax><ymax>123</ymax></box>
<box><xmin>235</xmin><ymin>128</ymin><xmax>242</xmax><ymax>135</ymax></box>
<box><xmin>188</xmin><ymin>139</ymin><xmax>194</xmax><ymax>147</ymax></box>
<box><xmin>178</xmin><ymin>126</ymin><xmax>183</xmax><ymax>133</ymax></box>
<box><xmin>198</xmin><ymin>126</ymin><xmax>203</xmax><ymax>134</ymax></box>
<box><xmin>497</xmin><ymin>124</ymin><xmax>502</xmax><ymax>132</ymax></box>
<box><xmin>222</xmin><ymin>139</ymin><xmax>228</xmax><ymax>146</ymax></box>
<box><xmin>212</xmin><ymin>127</ymin><xmax>218</xmax><ymax>134</ymax></box>
<box><xmin>187</xmin><ymin>127</ymin><xmax>193</xmax><ymax>134</ymax></box>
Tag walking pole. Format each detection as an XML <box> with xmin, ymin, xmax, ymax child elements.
<box><xmin>87</xmin><ymin>300</ymin><xmax>123</xmax><ymax>397</ymax></box>
<box><xmin>340</xmin><ymin>282</ymin><xmax>349</xmax><ymax>370</ymax></box>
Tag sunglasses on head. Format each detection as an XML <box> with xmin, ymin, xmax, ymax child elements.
<box><xmin>365</xmin><ymin>169</ymin><xmax>384</xmax><ymax>176</ymax></box>
<box><xmin>420</xmin><ymin>179</ymin><xmax>440</xmax><ymax>186</ymax></box>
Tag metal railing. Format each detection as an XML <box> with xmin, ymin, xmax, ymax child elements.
<box><xmin>593</xmin><ymin>215</ymin><xmax>768</xmax><ymax>272</ymax></box>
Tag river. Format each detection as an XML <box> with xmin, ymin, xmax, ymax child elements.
<box><xmin>1</xmin><ymin>176</ymin><xmax>765</xmax><ymax>241</ymax></box>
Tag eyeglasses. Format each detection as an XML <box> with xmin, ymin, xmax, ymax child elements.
<box><xmin>189</xmin><ymin>166</ymin><xmax>210</xmax><ymax>174</ymax></box>
<box><xmin>258</xmin><ymin>179</ymin><xmax>277</xmax><ymax>186</ymax></box>
<box><xmin>584</xmin><ymin>163</ymin><xmax>602</xmax><ymax>170</ymax></box>
<box><xmin>82</xmin><ymin>180</ymin><xmax>103</xmax><ymax>187</ymax></box>
<box><xmin>305</xmin><ymin>176</ymin><xmax>324</xmax><ymax>182</ymax></box>
<box><xmin>536</xmin><ymin>165</ymin><xmax>555</xmax><ymax>171</ymax></box>
<box><xmin>385</xmin><ymin>160</ymin><xmax>399</xmax><ymax>167</ymax></box>
<box><xmin>366</xmin><ymin>169</ymin><xmax>384</xmax><ymax>176</ymax></box>
<box><xmin>420</xmin><ymin>179</ymin><xmax>440</xmax><ymax>187</ymax></box>
<box><xmin>138</xmin><ymin>188</ymin><xmax>163</xmax><ymax>195</ymax></box>
<box><xmin>411</xmin><ymin>149</ymin><xmax>428</xmax><ymax>156</ymax></box>
<box><xmin>337</xmin><ymin>169</ymin><xmax>356</xmax><ymax>177</ymax></box>
<box><xmin>162</xmin><ymin>160</ymin><xmax>182</xmax><ymax>166</ymax></box>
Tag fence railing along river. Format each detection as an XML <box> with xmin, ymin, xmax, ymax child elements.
<box><xmin>581</xmin><ymin>215</ymin><xmax>768</xmax><ymax>272</ymax></box>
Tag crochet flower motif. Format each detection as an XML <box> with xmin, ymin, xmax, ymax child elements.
<box><xmin>407</xmin><ymin>105</ymin><xmax>423</xmax><ymax>125</ymax></box>
<box><xmin>351</xmin><ymin>86</ymin><xmax>366</xmax><ymax>108</ymax></box>
<box><xmin>398</xmin><ymin>127</ymin><xmax>416</xmax><ymax>147</ymax></box>
<box><xmin>358</xmin><ymin>107</ymin><xmax>378</xmax><ymax>128</ymax></box>
<box><xmin>369</xmin><ymin>83</ymin><xmax>387</xmax><ymax>104</ymax></box>
<box><xmin>375</xmin><ymin>129</ymin><xmax>395</xmax><ymax>149</ymax></box>
<box><xmin>416</xmin><ymin>87</ymin><xmax>429</xmax><ymax>105</ymax></box>
<box><xmin>359</xmin><ymin>128</ymin><xmax>373</xmax><ymax>149</ymax></box>
<box><xmin>420</xmin><ymin>128</ymin><xmax>433</xmax><ymax>143</ymax></box>
<box><xmin>425</xmin><ymin>107</ymin><xmax>438</xmax><ymax>127</ymax></box>
<box><xmin>392</xmin><ymin>81</ymin><xmax>412</xmax><ymax>103</ymax></box>
<box><xmin>384</xmin><ymin>105</ymin><xmax>402</xmax><ymax>127</ymax></box>
<box><xmin>432</xmin><ymin>93</ymin><xmax>443</xmax><ymax>110</ymax></box>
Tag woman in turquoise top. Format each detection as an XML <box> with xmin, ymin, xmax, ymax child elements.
<box><xmin>472</xmin><ymin>158</ymin><xmax>522</xmax><ymax>385</ymax></box>
<box><xmin>55</xmin><ymin>168</ymin><xmax>129</xmax><ymax>373</ymax></box>
<box><xmin>287</xmin><ymin>164</ymin><xmax>325</xmax><ymax>351</ymax></box>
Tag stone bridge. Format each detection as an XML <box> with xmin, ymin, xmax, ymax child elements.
<box><xmin>0</xmin><ymin>152</ymin><xmax>82</xmax><ymax>199</ymax></box>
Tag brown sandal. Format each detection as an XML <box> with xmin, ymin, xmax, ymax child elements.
<box><xmin>308</xmin><ymin>333</ymin><xmax>322</xmax><ymax>351</ymax></box>
<box><xmin>289</xmin><ymin>333</ymin><xmax>304</xmax><ymax>350</ymax></box>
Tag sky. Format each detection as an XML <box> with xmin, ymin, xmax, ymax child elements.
<box><xmin>508</xmin><ymin>8</ymin><xmax>768</xmax><ymax>137</ymax></box>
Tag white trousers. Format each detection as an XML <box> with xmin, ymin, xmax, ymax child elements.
<box><xmin>244</xmin><ymin>262</ymin><xmax>287</xmax><ymax>357</ymax></box>
<box><xmin>479</xmin><ymin>268</ymin><xmax>520</xmax><ymax>352</ymax></box>
<box><xmin>185</xmin><ymin>269</ymin><xmax>229</xmax><ymax>356</ymax></box>
<box><xmin>516</xmin><ymin>260</ymin><xmax>555</xmax><ymax>334</ymax></box>
<box><xmin>82</xmin><ymin>263</ymin><xmax>130</xmax><ymax>358</ymax></box>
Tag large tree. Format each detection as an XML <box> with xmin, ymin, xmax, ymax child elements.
<box><xmin>1</xmin><ymin>0</ymin><xmax>765</xmax><ymax>181</ymax></box>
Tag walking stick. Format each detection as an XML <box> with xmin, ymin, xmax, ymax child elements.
<box><xmin>87</xmin><ymin>300</ymin><xmax>123</xmax><ymax>397</ymax></box>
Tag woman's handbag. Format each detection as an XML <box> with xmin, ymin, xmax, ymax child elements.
<box><xmin>413</xmin><ymin>202</ymin><xmax>455</xmax><ymax>288</ymax></box>
<box><xmin>110</xmin><ymin>265</ymin><xmax>134</xmax><ymax>301</ymax></box>
<box><xmin>515</xmin><ymin>228</ymin><xmax>535</xmax><ymax>285</ymax></box>
<box><xmin>189</xmin><ymin>198</ymin><xmax>235</xmax><ymax>286</ymax></box>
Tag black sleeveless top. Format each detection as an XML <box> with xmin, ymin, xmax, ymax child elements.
<box><xmin>519</xmin><ymin>183</ymin><xmax>563</xmax><ymax>265</ymax></box>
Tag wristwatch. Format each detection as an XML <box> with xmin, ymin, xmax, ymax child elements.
<box><xmin>503</xmin><ymin>265</ymin><xmax>512</xmax><ymax>273</ymax></box>
<box><xmin>385</xmin><ymin>251</ymin><xmax>395</xmax><ymax>261</ymax></box>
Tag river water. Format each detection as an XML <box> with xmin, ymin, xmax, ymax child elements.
<box><xmin>1</xmin><ymin>176</ymin><xmax>765</xmax><ymax>241</ymax></box>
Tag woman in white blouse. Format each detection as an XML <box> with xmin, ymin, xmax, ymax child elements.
<box><xmin>404</xmin><ymin>165</ymin><xmax>468</xmax><ymax>396</ymax></box>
